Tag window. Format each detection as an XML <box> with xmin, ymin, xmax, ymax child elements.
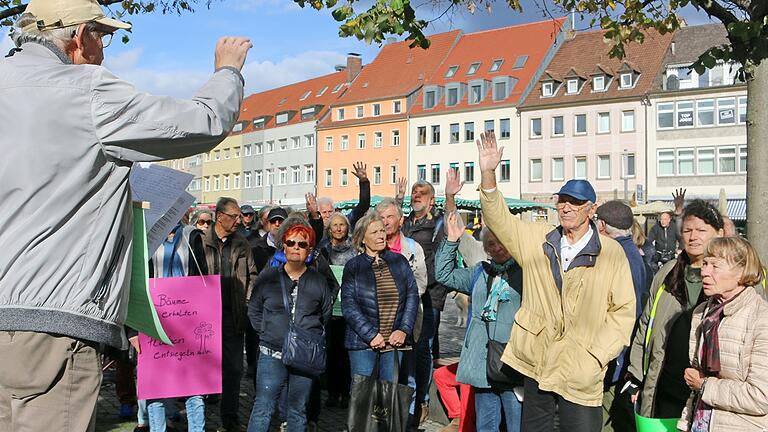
<box><xmin>467</xmin><ymin>62</ymin><xmax>480</xmax><ymax>75</ymax></box>
<box><xmin>489</xmin><ymin>59</ymin><xmax>503</xmax><ymax>72</ymax></box>
<box><xmin>325</xmin><ymin>137</ymin><xmax>333</xmax><ymax>152</ymax></box>
<box><xmin>324</xmin><ymin>169</ymin><xmax>332</xmax><ymax>187</ymax></box>
<box><xmin>464</xmin><ymin>162</ymin><xmax>475</xmax><ymax>183</ymax></box>
<box><xmin>332</xmin><ymin>83</ymin><xmax>344</xmax><ymax>93</ymax></box>
<box><xmin>738</xmin><ymin>96</ymin><xmax>747</xmax><ymax>124</ymax></box>
<box><xmin>567</xmin><ymin>79</ymin><xmax>579</xmax><ymax>94</ymax></box>
<box><xmin>658</xmin><ymin>150</ymin><xmax>675</xmax><ymax>176</ymax></box>
<box><xmin>233</xmin><ymin>174</ymin><xmax>240</xmax><ymax>189</ymax></box>
<box><xmin>500</xmin><ymin>160</ymin><xmax>511</xmax><ymax>182</ymax></box>
<box><xmin>739</xmin><ymin>146</ymin><xmax>747</xmax><ymax>173</ymax></box>
<box><xmin>267</xmin><ymin>141</ymin><xmax>274</xmax><ymax>152</ymax></box>
<box><xmin>234</xmin><ymin>147</ymin><xmax>241</xmax><ymax>158</ymax></box>
<box><xmin>425</xmin><ymin>91</ymin><xmax>437</xmax><ymax>109</ymax></box>
<box><xmin>674</xmin><ymin>149</ymin><xmax>693</xmax><ymax>176</ymax></box>
<box><xmin>530</xmin><ymin>118</ymin><xmax>542</xmax><ymax>138</ymax></box>
<box><xmin>717</xmin><ymin>98</ymin><xmax>736</xmax><ymax>125</ymax></box>
<box><xmin>357</xmin><ymin>133</ymin><xmax>366</xmax><ymax>149</ymax></box>
<box><xmin>542</xmin><ymin>82</ymin><xmax>554</xmax><ymax>97</ymax></box>
<box><xmin>276</xmin><ymin>113</ymin><xmax>289</xmax><ymax>124</ymax></box>
<box><xmin>623</xmin><ymin>153</ymin><xmax>636</xmax><ymax>178</ymax></box>
<box><xmin>223</xmin><ymin>175</ymin><xmax>230</xmax><ymax>190</ymax></box>
<box><xmin>464</xmin><ymin>122</ymin><xmax>474</xmax><ymax>141</ymax></box>
<box><xmin>417</xmin><ymin>127</ymin><xmax>427</xmax><ymax>145</ymax></box>
<box><xmin>697</xmin><ymin>99</ymin><xmax>715</xmax><ymax>126</ymax></box>
<box><xmin>232</xmin><ymin>123</ymin><xmax>243</xmax><ymax>133</ymax></box>
<box><xmin>597</xmin><ymin>112</ymin><xmax>610</xmax><ymax>133</ymax></box>
<box><xmin>255</xmin><ymin>142</ymin><xmax>263</xmax><ymax>154</ymax></box>
<box><xmin>512</xmin><ymin>55</ymin><xmax>528</xmax><ymax>69</ymax></box>
<box><xmin>204</xmin><ymin>177</ymin><xmax>210</xmax><ymax>191</ymax></box>
<box><xmin>291</xmin><ymin>136</ymin><xmax>300</xmax><ymax>149</ymax></box>
<box><xmin>431</xmin><ymin>164</ymin><xmax>441</xmax><ymax>184</ymax></box>
<box><xmin>574</xmin><ymin>114</ymin><xmax>587</xmax><ymax>135</ymax></box>
<box><xmin>364</xmin><ymin>166</ymin><xmax>377</xmax><ymax>186</ymax></box>
<box><xmin>390</xmin><ymin>165</ymin><xmax>398</xmax><ymax>184</ymax></box>
<box><xmin>551</xmin><ymin>158</ymin><xmax>564</xmax><ymax>181</ymax></box>
<box><xmin>500</xmin><ymin>119</ymin><xmax>510</xmax><ymax>139</ymax></box>
<box><xmin>244</xmin><ymin>145</ymin><xmax>252</xmax><ymax>156</ymax></box>
<box><xmin>253</xmin><ymin>118</ymin><xmax>265</xmax><ymax>129</ymax></box>
<box><xmin>340</xmin><ymin>135</ymin><xmax>349</xmax><ymax>150</ymax></box>
<box><xmin>698</xmin><ymin>148</ymin><xmax>715</xmax><ymax>175</ymax></box>
<box><xmin>450</xmin><ymin>123</ymin><xmax>460</xmax><ymax>143</ymax></box>
<box><xmin>266</xmin><ymin>169</ymin><xmax>274</xmax><ymax>187</ymax></box>
<box><xmin>621</xmin><ymin>110</ymin><xmax>635</xmax><ymax>132</ymax></box>
<box><xmin>493</xmin><ymin>81</ymin><xmax>507</xmax><ymax>101</ymax></box>
<box><xmin>373</xmin><ymin>104</ymin><xmax>381</xmax><ymax>116</ymax></box>
<box><xmin>305</xmin><ymin>165</ymin><xmax>314</xmax><ymax>184</ymax></box>
<box><xmin>393</xmin><ymin>101</ymin><xmax>402</xmax><ymax>114</ymax></box>
<box><xmin>214</xmin><ymin>150</ymin><xmax>221</xmax><ymax>160</ymax></box>
<box><xmin>242</xmin><ymin>172</ymin><xmax>251</xmax><ymax>188</ymax></box>
<box><xmin>337</xmin><ymin>108</ymin><xmax>345</xmax><ymax>121</ymax></box>
<box><xmin>223</xmin><ymin>149</ymin><xmax>231</xmax><ymax>159</ymax></box>
<box><xmin>356</xmin><ymin>105</ymin><xmax>364</xmax><ymax>118</ymax></box>
<box><xmin>374</xmin><ymin>132</ymin><xmax>383</xmax><ymax>148</ymax></box>
<box><xmin>205</xmin><ymin>153</ymin><xmax>210</xmax><ymax>162</ymax></box>
<box><xmin>279</xmin><ymin>139</ymin><xmax>288</xmax><ymax>151</ymax></box>
<box><xmin>417</xmin><ymin>165</ymin><xmax>427</xmax><ymax>181</ymax></box>
<box><xmin>391</xmin><ymin>130</ymin><xmax>400</xmax><ymax>146</ymax></box>
<box><xmin>305</xmin><ymin>135</ymin><xmax>314</xmax><ymax>147</ymax></box>
<box><xmin>431</xmin><ymin>125</ymin><xmax>440</xmax><ymax>145</ymax></box>
<box><xmin>529</xmin><ymin>159</ymin><xmax>542</xmax><ymax>182</ymax></box>
<box><xmin>484</xmin><ymin>120</ymin><xmax>494</xmax><ymax>134</ymax></box>
<box><xmin>552</xmin><ymin>116</ymin><xmax>564</xmax><ymax>136</ymax></box>
<box><xmin>214</xmin><ymin>176</ymin><xmax>220</xmax><ymax>191</ymax></box>
<box><xmin>278</xmin><ymin>168</ymin><xmax>287</xmax><ymax>185</ymax></box>
<box><xmin>574</xmin><ymin>157</ymin><xmax>587</xmax><ymax>179</ymax></box>
<box><xmin>301</xmin><ymin>107</ymin><xmax>315</xmax><ymax>120</ymax></box>
<box><xmin>677</xmin><ymin>66</ymin><xmax>693</xmax><ymax>82</ymax></box>
<box><xmin>316</xmin><ymin>86</ymin><xmax>328</xmax><ymax>97</ymax></box>
<box><xmin>657</xmin><ymin>102</ymin><xmax>674</xmax><ymax>129</ymax></box>
<box><xmin>255</xmin><ymin>170</ymin><xmax>263</xmax><ymax>187</ymax></box>
<box><xmin>676</xmin><ymin>101</ymin><xmax>694</xmax><ymax>128</ymax></box>
<box><xmin>593</xmin><ymin>76</ymin><xmax>605</xmax><ymax>91</ymax></box>
<box><xmin>470</xmin><ymin>85</ymin><xmax>483</xmax><ymax>104</ymax></box>
<box><xmin>340</xmin><ymin>168</ymin><xmax>348</xmax><ymax>186</ymax></box>
<box><xmin>447</xmin><ymin>87</ymin><xmax>459</xmax><ymax>106</ymax></box>
<box><xmin>620</xmin><ymin>73</ymin><xmax>632</xmax><ymax>88</ymax></box>
<box><xmin>597</xmin><ymin>155</ymin><xmax>611</xmax><ymax>179</ymax></box>
<box><xmin>718</xmin><ymin>147</ymin><xmax>737</xmax><ymax>173</ymax></box>
<box><xmin>291</xmin><ymin>166</ymin><xmax>300</xmax><ymax>184</ymax></box>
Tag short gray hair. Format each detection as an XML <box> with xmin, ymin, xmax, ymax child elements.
<box><xmin>317</xmin><ymin>197</ymin><xmax>335</xmax><ymax>209</ymax></box>
<box><xmin>12</xmin><ymin>12</ymin><xmax>86</xmax><ymax>50</ymax></box>
<box><xmin>411</xmin><ymin>180</ymin><xmax>435</xmax><ymax>197</ymax></box>
<box><xmin>375</xmin><ymin>197</ymin><xmax>403</xmax><ymax>219</ymax></box>
<box><xmin>215</xmin><ymin>197</ymin><xmax>239</xmax><ymax>215</ymax></box>
<box><xmin>602</xmin><ymin>222</ymin><xmax>632</xmax><ymax>238</ymax></box>
<box><xmin>351</xmin><ymin>210</ymin><xmax>384</xmax><ymax>253</ymax></box>
<box><xmin>325</xmin><ymin>212</ymin><xmax>351</xmax><ymax>239</ymax></box>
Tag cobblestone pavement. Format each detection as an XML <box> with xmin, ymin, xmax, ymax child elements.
<box><xmin>96</xmin><ymin>298</ymin><xmax>467</xmax><ymax>432</ymax></box>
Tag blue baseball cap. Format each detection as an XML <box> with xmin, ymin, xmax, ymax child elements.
<box><xmin>555</xmin><ymin>179</ymin><xmax>596</xmax><ymax>203</ymax></box>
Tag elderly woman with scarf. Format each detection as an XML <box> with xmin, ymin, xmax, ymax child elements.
<box><xmin>678</xmin><ymin>236</ymin><xmax>768</xmax><ymax>431</ymax></box>
<box><xmin>435</xmin><ymin>212</ymin><xmax>524</xmax><ymax>432</ymax></box>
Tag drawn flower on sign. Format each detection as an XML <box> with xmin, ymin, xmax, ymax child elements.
<box><xmin>194</xmin><ymin>322</ymin><xmax>214</xmax><ymax>352</ymax></box>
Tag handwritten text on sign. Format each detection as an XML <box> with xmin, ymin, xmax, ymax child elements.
<box><xmin>137</xmin><ymin>275</ymin><xmax>222</xmax><ymax>400</ymax></box>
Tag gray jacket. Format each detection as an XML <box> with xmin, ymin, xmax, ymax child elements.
<box><xmin>0</xmin><ymin>41</ymin><xmax>244</xmax><ymax>348</ymax></box>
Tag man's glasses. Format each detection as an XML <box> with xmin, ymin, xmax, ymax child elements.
<box><xmin>196</xmin><ymin>220</ymin><xmax>212</xmax><ymax>226</ymax></box>
<box><xmin>220</xmin><ymin>211</ymin><xmax>243</xmax><ymax>220</ymax></box>
<box><xmin>98</xmin><ymin>32</ymin><xmax>113</xmax><ymax>48</ymax></box>
<box><xmin>284</xmin><ymin>240</ymin><xmax>310</xmax><ymax>249</ymax></box>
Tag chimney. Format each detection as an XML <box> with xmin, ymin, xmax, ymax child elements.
<box><xmin>334</xmin><ymin>65</ymin><xmax>347</xmax><ymax>72</ymax></box>
<box><xmin>346</xmin><ymin>53</ymin><xmax>362</xmax><ymax>83</ymax></box>
<box><xmin>671</xmin><ymin>41</ymin><xmax>676</xmax><ymax>56</ymax></box>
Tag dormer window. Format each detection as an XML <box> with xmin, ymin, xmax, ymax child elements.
<box><xmin>467</xmin><ymin>62</ymin><xmax>481</xmax><ymax>75</ymax></box>
<box><xmin>489</xmin><ymin>59</ymin><xmax>503</xmax><ymax>72</ymax></box>
<box><xmin>566</xmin><ymin>79</ymin><xmax>579</xmax><ymax>94</ymax></box>
<box><xmin>620</xmin><ymin>73</ymin><xmax>633</xmax><ymax>88</ymax></box>
<box><xmin>424</xmin><ymin>90</ymin><xmax>437</xmax><ymax>109</ymax></box>
<box><xmin>446</xmin><ymin>87</ymin><xmax>459</xmax><ymax>107</ymax></box>
<box><xmin>445</xmin><ymin>66</ymin><xmax>459</xmax><ymax>78</ymax></box>
<box><xmin>276</xmin><ymin>113</ymin><xmax>289</xmax><ymax>124</ymax></box>
<box><xmin>232</xmin><ymin>123</ymin><xmax>244</xmax><ymax>133</ymax></box>
<box><xmin>542</xmin><ymin>82</ymin><xmax>554</xmax><ymax>97</ymax></box>
<box><xmin>593</xmin><ymin>76</ymin><xmax>606</xmax><ymax>92</ymax></box>
<box><xmin>301</xmin><ymin>107</ymin><xmax>315</xmax><ymax>120</ymax></box>
<box><xmin>253</xmin><ymin>118</ymin><xmax>265</xmax><ymax>129</ymax></box>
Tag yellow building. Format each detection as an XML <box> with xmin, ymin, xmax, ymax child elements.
<box><xmin>201</xmin><ymin>135</ymin><xmax>245</xmax><ymax>204</ymax></box>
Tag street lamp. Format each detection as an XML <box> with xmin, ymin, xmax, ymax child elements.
<box><xmin>269</xmin><ymin>162</ymin><xmax>275</xmax><ymax>204</ymax></box>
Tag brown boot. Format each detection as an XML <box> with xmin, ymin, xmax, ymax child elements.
<box><xmin>438</xmin><ymin>418</ymin><xmax>460</xmax><ymax>432</ymax></box>
<box><xmin>419</xmin><ymin>402</ymin><xmax>430</xmax><ymax>425</ymax></box>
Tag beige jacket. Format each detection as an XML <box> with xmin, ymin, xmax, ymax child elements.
<box><xmin>480</xmin><ymin>189</ymin><xmax>636</xmax><ymax>406</ymax></box>
<box><xmin>679</xmin><ymin>286</ymin><xmax>768</xmax><ymax>431</ymax></box>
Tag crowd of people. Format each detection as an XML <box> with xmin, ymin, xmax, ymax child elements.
<box><xmin>2</xmin><ymin>2</ymin><xmax>767</xmax><ymax>432</ymax></box>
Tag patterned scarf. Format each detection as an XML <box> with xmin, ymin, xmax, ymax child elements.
<box><xmin>480</xmin><ymin>259</ymin><xmax>518</xmax><ymax>322</ymax></box>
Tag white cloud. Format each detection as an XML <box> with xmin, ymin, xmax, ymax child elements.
<box><xmin>241</xmin><ymin>51</ymin><xmax>347</xmax><ymax>93</ymax></box>
<box><xmin>104</xmin><ymin>48</ymin><xmax>211</xmax><ymax>97</ymax></box>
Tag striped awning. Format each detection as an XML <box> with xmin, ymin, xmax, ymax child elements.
<box><xmin>334</xmin><ymin>195</ymin><xmax>552</xmax><ymax>214</ymax></box>
<box><xmin>727</xmin><ymin>199</ymin><xmax>747</xmax><ymax>221</ymax></box>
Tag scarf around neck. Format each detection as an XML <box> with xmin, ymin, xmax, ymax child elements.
<box><xmin>480</xmin><ymin>258</ymin><xmax>519</xmax><ymax>322</ymax></box>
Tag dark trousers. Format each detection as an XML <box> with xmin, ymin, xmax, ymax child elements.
<box><xmin>326</xmin><ymin>317</ymin><xmax>351</xmax><ymax>398</ymax></box>
<box><xmin>521</xmin><ymin>377</ymin><xmax>602</xmax><ymax>432</ymax></box>
<box><xmin>221</xmin><ymin>313</ymin><xmax>244</xmax><ymax>430</ymax></box>
<box><xmin>245</xmin><ymin>321</ymin><xmax>260</xmax><ymax>377</ymax></box>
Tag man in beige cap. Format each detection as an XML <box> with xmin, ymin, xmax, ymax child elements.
<box><xmin>0</xmin><ymin>0</ymin><xmax>252</xmax><ymax>430</ymax></box>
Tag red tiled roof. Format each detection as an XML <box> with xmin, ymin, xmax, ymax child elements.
<box><xmin>234</xmin><ymin>70</ymin><xmax>350</xmax><ymax>133</ymax></box>
<box><xmin>410</xmin><ymin>18</ymin><xmax>567</xmax><ymax>116</ymax></box>
<box><xmin>332</xmin><ymin>30</ymin><xmax>462</xmax><ymax>105</ymax></box>
<box><xmin>316</xmin><ymin>113</ymin><xmax>406</xmax><ymax>130</ymax></box>
<box><xmin>520</xmin><ymin>28</ymin><xmax>673</xmax><ymax>108</ymax></box>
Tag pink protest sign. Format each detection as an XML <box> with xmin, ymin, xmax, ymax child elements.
<box><xmin>137</xmin><ymin>275</ymin><xmax>222</xmax><ymax>400</ymax></box>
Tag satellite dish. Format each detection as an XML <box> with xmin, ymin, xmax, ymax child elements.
<box><xmin>666</xmin><ymin>75</ymin><xmax>679</xmax><ymax>90</ymax></box>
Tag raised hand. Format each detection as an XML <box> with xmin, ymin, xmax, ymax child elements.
<box><xmin>214</xmin><ymin>37</ymin><xmax>253</xmax><ymax>71</ymax></box>
<box><xmin>477</xmin><ymin>132</ymin><xmax>503</xmax><ymax>173</ymax></box>
<box><xmin>305</xmin><ymin>192</ymin><xmax>318</xmax><ymax>217</ymax></box>
<box><xmin>445</xmin><ymin>168</ymin><xmax>464</xmax><ymax>197</ymax></box>
<box><xmin>396</xmin><ymin>177</ymin><xmax>408</xmax><ymax>200</ymax></box>
<box><xmin>672</xmin><ymin>188</ymin><xmax>686</xmax><ymax>215</ymax></box>
<box><xmin>445</xmin><ymin>212</ymin><xmax>464</xmax><ymax>242</ymax></box>
<box><xmin>352</xmin><ymin>161</ymin><xmax>368</xmax><ymax>181</ymax></box>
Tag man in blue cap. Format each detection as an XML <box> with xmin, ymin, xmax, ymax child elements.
<box><xmin>476</xmin><ymin>132</ymin><xmax>635</xmax><ymax>432</ymax></box>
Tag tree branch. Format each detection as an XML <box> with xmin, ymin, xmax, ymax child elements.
<box><xmin>693</xmin><ymin>0</ymin><xmax>741</xmax><ymax>26</ymax></box>
<box><xmin>1</xmin><ymin>0</ymin><xmax>134</xmax><ymax>22</ymax></box>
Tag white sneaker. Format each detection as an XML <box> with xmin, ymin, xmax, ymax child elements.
<box><xmin>280</xmin><ymin>422</ymin><xmax>288</xmax><ymax>432</ymax></box>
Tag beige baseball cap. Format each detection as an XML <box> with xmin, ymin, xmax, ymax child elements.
<box><xmin>23</xmin><ymin>0</ymin><xmax>131</xmax><ymax>32</ymax></box>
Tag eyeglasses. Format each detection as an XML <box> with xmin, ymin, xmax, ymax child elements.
<box><xmin>284</xmin><ymin>240</ymin><xmax>310</xmax><ymax>249</ymax></box>
<box><xmin>196</xmin><ymin>220</ymin><xmax>212</xmax><ymax>226</ymax></box>
<box><xmin>98</xmin><ymin>32</ymin><xmax>113</xmax><ymax>48</ymax></box>
<box><xmin>220</xmin><ymin>211</ymin><xmax>242</xmax><ymax>220</ymax></box>
<box><xmin>555</xmin><ymin>200</ymin><xmax>590</xmax><ymax>211</ymax></box>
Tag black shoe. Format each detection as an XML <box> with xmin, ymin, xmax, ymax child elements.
<box><xmin>133</xmin><ymin>426</ymin><xmax>149</xmax><ymax>432</ymax></box>
<box><xmin>326</xmin><ymin>395</ymin><xmax>340</xmax><ymax>408</ymax></box>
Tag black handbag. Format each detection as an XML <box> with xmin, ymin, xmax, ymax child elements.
<box><xmin>347</xmin><ymin>349</ymin><xmax>414</xmax><ymax>432</ymax></box>
<box><xmin>484</xmin><ymin>272</ymin><xmax>524</xmax><ymax>390</ymax></box>
<box><xmin>279</xmin><ymin>274</ymin><xmax>326</xmax><ymax>377</ymax></box>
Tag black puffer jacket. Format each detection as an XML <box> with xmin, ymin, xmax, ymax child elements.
<box><xmin>402</xmin><ymin>209</ymin><xmax>446</xmax><ymax>310</ymax></box>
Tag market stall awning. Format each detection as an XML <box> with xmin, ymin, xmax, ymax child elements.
<box><xmin>727</xmin><ymin>198</ymin><xmax>746</xmax><ymax>221</ymax></box>
<box><xmin>334</xmin><ymin>195</ymin><xmax>553</xmax><ymax>214</ymax></box>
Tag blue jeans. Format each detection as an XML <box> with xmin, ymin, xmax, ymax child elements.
<box><xmin>474</xmin><ymin>387</ymin><xmax>522</xmax><ymax>432</ymax></box>
<box><xmin>247</xmin><ymin>353</ymin><xmax>314</xmax><ymax>432</ymax></box>
<box><xmin>137</xmin><ymin>400</ymin><xmax>147</xmax><ymax>426</ymax></box>
<box><xmin>348</xmin><ymin>349</ymin><xmax>403</xmax><ymax>382</ymax></box>
<box><xmin>147</xmin><ymin>396</ymin><xmax>205</xmax><ymax>432</ymax></box>
<box><xmin>413</xmin><ymin>303</ymin><xmax>440</xmax><ymax>413</ymax></box>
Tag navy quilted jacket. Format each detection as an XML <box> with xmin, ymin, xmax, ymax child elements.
<box><xmin>341</xmin><ymin>250</ymin><xmax>420</xmax><ymax>350</ymax></box>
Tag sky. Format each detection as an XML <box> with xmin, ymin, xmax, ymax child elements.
<box><xmin>1</xmin><ymin>0</ymin><xmax>718</xmax><ymax>98</ymax></box>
